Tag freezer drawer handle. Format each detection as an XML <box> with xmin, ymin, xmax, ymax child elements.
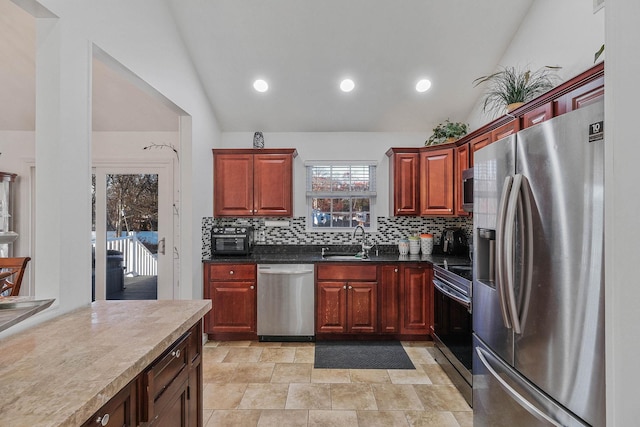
<box><xmin>475</xmin><ymin>346</ymin><xmax>562</xmax><ymax>427</ymax></box>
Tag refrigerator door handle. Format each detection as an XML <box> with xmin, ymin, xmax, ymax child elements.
<box><xmin>504</xmin><ymin>174</ymin><xmax>523</xmax><ymax>334</ymax></box>
<box><xmin>517</xmin><ymin>175</ymin><xmax>535</xmax><ymax>332</ymax></box>
<box><xmin>475</xmin><ymin>346</ymin><xmax>563</xmax><ymax>427</ymax></box>
<box><xmin>496</xmin><ymin>176</ymin><xmax>514</xmax><ymax>329</ymax></box>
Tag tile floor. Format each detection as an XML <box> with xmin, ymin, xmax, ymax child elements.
<box><xmin>202</xmin><ymin>340</ymin><xmax>472</xmax><ymax>426</ymax></box>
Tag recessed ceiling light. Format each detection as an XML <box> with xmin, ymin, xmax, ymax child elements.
<box><xmin>340</xmin><ymin>79</ymin><xmax>355</xmax><ymax>93</ymax></box>
<box><xmin>253</xmin><ymin>79</ymin><xmax>269</xmax><ymax>93</ymax></box>
<box><xmin>416</xmin><ymin>79</ymin><xmax>432</xmax><ymax>93</ymax></box>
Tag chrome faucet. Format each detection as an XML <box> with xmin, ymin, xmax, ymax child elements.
<box><xmin>353</xmin><ymin>225</ymin><xmax>371</xmax><ymax>258</ymax></box>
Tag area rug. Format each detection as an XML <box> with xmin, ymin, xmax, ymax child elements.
<box><xmin>314</xmin><ymin>341</ymin><xmax>415</xmax><ymax>369</ymax></box>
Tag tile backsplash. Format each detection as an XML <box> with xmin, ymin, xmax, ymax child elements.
<box><xmin>202</xmin><ymin>216</ymin><xmax>472</xmax><ymax>259</ymax></box>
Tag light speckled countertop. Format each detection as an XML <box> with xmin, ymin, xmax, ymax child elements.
<box><xmin>0</xmin><ymin>299</ymin><xmax>211</xmax><ymax>427</ymax></box>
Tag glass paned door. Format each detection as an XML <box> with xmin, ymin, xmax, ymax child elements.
<box><xmin>92</xmin><ymin>165</ymin><xmax>172</xmax><ymax>300</ymax></box>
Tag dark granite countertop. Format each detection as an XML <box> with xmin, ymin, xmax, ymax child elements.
<box><xmin>203</xmin><ymin>244</ymin><xmax>472</xmax><ymax>267</ymax></box>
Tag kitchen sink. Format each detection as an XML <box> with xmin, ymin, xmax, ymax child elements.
<box><xmin>322</xmin><ymin>253</ymin><xmax>369</xmax><ymax>261</ymax></box>
<box><xmin>0</xmin><ymin>298</ymin><xmax>55</xmax><ymax>333</ymax></box>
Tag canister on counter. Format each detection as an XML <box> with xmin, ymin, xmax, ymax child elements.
<box><xmin>420</xmin><ymin>233</ymin><xmax>434</xmax><ymax>255</ymax></box>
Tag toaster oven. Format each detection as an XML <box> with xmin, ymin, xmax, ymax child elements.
<box><xmin>211</xmin><ymin>226</ymin><xmax>253</xmax><ymax>256</ymax></box>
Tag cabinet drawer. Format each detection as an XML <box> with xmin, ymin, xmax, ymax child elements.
<box><xmin>208</xmin><ymin>264</ymin><xmax>255</xmax><ymax>280</ymax></box>
<box><xmin>142</xmin><ymin>331</ymin><xmax>190</xmax><ymax>423</ymax></box>
<box><xmin>317</xmin><ymin>264</ymin><xmax>377</xmax><ymax>281</ymax></box>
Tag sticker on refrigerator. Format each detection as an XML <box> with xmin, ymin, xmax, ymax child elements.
<box><xmin>589</xmin><ymin>121</ymin><xmax>604</xmax><ymax>142</ymax></box>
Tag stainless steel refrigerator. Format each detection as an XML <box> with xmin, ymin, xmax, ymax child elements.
<box><xmin>472</xmin><ymin>102</ymin><xmax>605</xmax><ymax>426</ymax></box>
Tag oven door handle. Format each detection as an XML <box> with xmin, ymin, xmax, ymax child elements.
<box><xmin>433</xmin><ymin>278</ymin><xmax>471</xmax><ymax>311</ymax></box>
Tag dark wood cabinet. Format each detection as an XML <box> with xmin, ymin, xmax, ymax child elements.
<box><xmin>522</xmin><ymin>102</ymin><xmax>553</xmax><ymax>129</ymax></box>
<box><xmin>400</xmin><ymin>264</ymin><xmax>432</xmax><ymax>335</ymax></box>
<box><xmin>82</xmin><ymin>322</ymin><xmax>203</xmax><ymax>427</ymax></box>
<box><xmin>420</xmin><ymin>147</ymin><xmax>455</xmax><ymax>216</ymax></box>
<box><xmin>379</xmin><ymin>264</ymin><xmax>400</xmax><ymax>334</ymax></box>
<box><xmin>213</xmin><ymin>149</ymin><xmax>296</xmax><ymax>217</ymax></box>
<box><xmin>490</xmin><ymin>118</ymin><xmax>520</xmax><ymax>142</ymax></box>
<box><xmin>554</xmin><ymin>72</ymin><xmax>604</xmax><ymax>115</ymax></box>
<box><xmin>204</xmin><ymin>263</ymin><xmax>256</xmax><ymax>339</ymax></box>
<box><xmin>81</xmin><ymin>380</ymin><xmax>137</xmax><ymax>427</ymax></box>
<box><xmin>316</xmin><ymin>264</ymin><xmax>377</xmax><ymax>335</ymax></box>
<box><xmin>387</xmin><ymin>149</ymin><xmax>420</xmax><ymax>216</ymax></box>
<box><xmin>469</xmin><ymin>132</ymin><xmax>491</xmax><ymax>166</ymax></box>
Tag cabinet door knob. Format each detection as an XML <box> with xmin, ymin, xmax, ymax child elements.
<box><xmin>348</xmin><ymin>285</ymin><xmax>353</xmax><ymax>290</ymax></box>
<box><xmin>394</xmin><ymin>268</ymin><xmax>398</xmax><ymax>273</ymax></box>
<box><xmin>171</xmin><ymin>349</ymin><xmax>181</xmax><ymax>358</ymax></box>
<box><xmin>343</xmin><ymin>285</ymin><xmax>347</xmax><ymax>290</ymax></box>
<box><xmin>95</xmin><ymin>414</ymin><xmax>110</xmax><ymax>426</ymax></box>
<box><xmin>250</xmin><ymin>285</ymin><xmax>255</xmax><ymax>290</ymax></box>
<box><xmin>229</xmin><ymin>270</ymin><xmax>234</xmax><ymax>275</ymax></box>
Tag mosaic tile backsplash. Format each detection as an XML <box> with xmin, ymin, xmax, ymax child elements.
<box><xmin>202</xmin><ymin>216</ymin><xmax>472</xmax><ymax>259</ymax></box>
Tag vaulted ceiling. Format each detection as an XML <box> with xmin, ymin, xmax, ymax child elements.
<box><xmin>1</xmin><ymin>0</ymin><xmax>535</xmax><ymax>133</ymax></box>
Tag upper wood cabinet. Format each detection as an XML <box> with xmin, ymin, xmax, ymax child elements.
<box><xmin>213</xmin><ymin>148</ymin><xmax>297</xmax><ymax>217</ymax></box>
<box><xmin>522</xmin><ymin>102</ymin><xmax>553</xmax><ymax>129</ymax></box>
<box><xmin>420</xmin><ymin>147</ymin><xmax>455</xmax><ymax>216</ymax></box>
<box><xmin>387</xmin><ymin>149</ymin><xmax>420</xmax><ymax>216</ymax></box>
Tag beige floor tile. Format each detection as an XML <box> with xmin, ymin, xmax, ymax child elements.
<box><xmin>216</xmin><ymin>340</ymin><xmax>254</xmax><ymax>347</ymax></box>
<box><xmin>285</xmin><ymin>383</ymin><xmax>332</xmax><ymax>410</ymax></box>
<box><xmin>357</xmin><ymin>410</ymin><xmax>410</xmax><ymax>426</ymax></box>
<box><xmin>421</xmin><ymin>364</ymin><xmax>454</xmax><ymax>385</ymax></box>
<box><xmin>202</xmin><ymin>346</ymin><xmax>230</xmax><ymax>363</ymax></box>
<box><xmin>259</xmin><ymin>347</ymin><xmax>296</xmax><ymax>363</ymax></box>
<box><xmin>404</xmin><ymin>410</ymin><xmax>461</xmax><ymax>427</ymax></box>
<box><xmin>372</xmin><ymin>384</ymin><xmax>424</xmax><ymax>410</ymax></box>
<box><xmin>257</xmin><ymin>409</ymin><xmax>308</xmax><ymax>426</ymax></box>
<box><xmin>202</xmin><ymin>362</ymin><xmax>238</xmax><ymax>383</ymax></box>
<box><xmin>271</xmin><ymin>363</ymin><xmax>312</xmax><ymax>383</ymax></box>
<box><xmin>308</xmin><ymin>409</ymin><xmax>358</xmax><ymax>426</ymax></box>
<box><xmin>204</xmin><ymin>341</ymin><xmax>219</xmax><ymax>348</ymax></box>
<box><xmin>222</xmin><ymin>347</ymin><xmax>264</xmax><ymax>363</ymax></box>
<box><xmin>202</xmin><ymin>383</ymin><xmax>247</xmax><ymax>409</ymax></box>
<box><xmin>250</xmin><ymin>341</ymin><xmax>283</xmax><ymax>347</ymax></box>
<box><xmin>294</xmin><ymin>347</ymin><xmax>315</xmax><ymax>363</ymax></box>
<box><xmin>231</xmin><ymin>362</ymin><xmax>275</xmax><ymax>383</ymax></box>
<box><xmin>388</xmin><ymin>369</ymin><xmax>433</xmax><ymax>385</ymax></box>
<box><xmin>202</xmin><ymin>409</ymin><xmax>214</xmax><ymax>426</ymax></box>
<box><xmin>206</xmin><ymin>409</ymin><xmax>261</xmax><ymax>426</ymax></box>
<box><xmin>349</xmin><ymin>369</ymin><xmax>391</xmax><ymax>383</ymax></box>
<box><xmin>281</xmin><ymin>341</ymin><xmax>315</xmax><ymax>347</ymax></box>
<box><xmin>404</xmin><ymin>347</ymin><xmax>437</xmax><ymax>365</ymax></box>
<box><xmin>311</xmin><ymin>368</ymin><xmax>351</xmax><ymax>383</ymax></box>
<box><xmin>402</xmin><ymin>341</ymin><xmax>434</xmax><ymax>348</ymax></box>
<box><xmin>330</xmin><ymin>383</ymin><xmax>378</xmax><ymax>410</ymax></box>
<box><xmin>238</xmin><ymin>383</ymin><xmax>290</xmax><ymax>409</ymax></box>
<box><xmin>452</xmin><ymin>410</ymin><xmax>474</xmax><ymax>427</ymax></box>
<box><xmin>413</xmin><ymin>384</ymin><xmax>471</xmax><ymax>412</ymax></box>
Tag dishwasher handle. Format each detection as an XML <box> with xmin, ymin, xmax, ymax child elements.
<box><xmin>258</xmin><ymin>269</ymin><xmax>314</xmax><ymax>275</ymax></box>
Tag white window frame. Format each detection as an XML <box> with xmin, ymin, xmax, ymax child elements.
<box><xmin>305</xmin><ymin>161</ymin><xmax>377</xmax><ymax>232</ymax></box>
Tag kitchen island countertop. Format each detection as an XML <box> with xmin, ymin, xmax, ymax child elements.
<box><xmin>0</xmin><ymin>299</ymin><xmax>211</xmax><ymax>427</ymax></box>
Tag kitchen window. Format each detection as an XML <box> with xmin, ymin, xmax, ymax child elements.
<box><xmin>306</xmin><ymin>161</ymin><xmax>377</xmax><ymax>231</ymax></box>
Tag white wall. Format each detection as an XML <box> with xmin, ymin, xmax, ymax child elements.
<box><xmin>219</xmin><ymin>132</ymin><xmax>427</xmax><ymax>217</ymax></box>
<box><xmin>467</xmin><ymin>0</ymin><xmax>605</xmax><ymax>129</ymax></box>
<box><xmin>0</xmin><ymin>0</ymin><xmax>220</xmax><ymax>337</ymax></box>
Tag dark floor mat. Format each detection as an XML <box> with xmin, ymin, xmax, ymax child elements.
<box><xmin>314</xmin><ymin>341</ymin><xmax>415</xmax><ymax>369</ymax></box>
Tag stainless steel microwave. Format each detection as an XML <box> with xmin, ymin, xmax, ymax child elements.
<box><xmin>211</xmin><ymin>226</ymin><xmax>253</xmax><ymax>256</ymax></box>
<box><xmin>462</xmin><ymin>168</ymin><xmax>474</xmax><ymax>212</ymax></box>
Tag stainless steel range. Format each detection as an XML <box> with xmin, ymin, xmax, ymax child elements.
<box><xmin>432</xmin><ymin>262</ymin><xmax>472</xmax><ymax>406</ymax></box>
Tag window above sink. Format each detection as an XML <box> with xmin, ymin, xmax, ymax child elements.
<box><xmin>305</xmin><ymin>161</ymin><xmax>377</xmax><ymax>232</ymax></box>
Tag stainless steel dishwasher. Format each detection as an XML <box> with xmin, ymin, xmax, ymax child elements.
<box><xmin>257</xmin><ymin>264</ymin><xmax>315</xmax><ymax>341</ymax></box>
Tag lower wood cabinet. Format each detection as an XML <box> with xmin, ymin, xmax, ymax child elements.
<box><xmin>379</xmin><ymin>264</ymin><xmax>401</xmax><ymax>334</ymax></box>
<box><xmin>81</xmin><ymin>380</ymin><xmax>137</xmax><ymax>427</ymax></box>
<box><xmin>400</xmin><ymin>264</ymin><xmax>432</xmax><ymax>335</ymax></box>
<box><xmin>316</xmin><ymin>264</ymin><xmax>378</xmax><ymax>335</ymax></box>
<box><xmin>204</xmin><ymin>263</ymin><xmax>257</xmax><ymax>339</ymax></box>
<box><xmin>82</xmin><ymin>322</ymin><xmax>203</xmax><ymax>427</ymax></box>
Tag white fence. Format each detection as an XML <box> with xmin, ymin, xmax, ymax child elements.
<box><xmin>104</xmin><ymin>233</ymin><xmax>157</xmax><ymax>277</ymax></box>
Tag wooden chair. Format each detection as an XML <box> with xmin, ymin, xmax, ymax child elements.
<box><xmin>0</xmin><ymin>257</ymin><xmax>31</xmax><ymax>297</ymax></box>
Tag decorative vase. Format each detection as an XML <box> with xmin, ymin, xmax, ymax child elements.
<box><xmin>253</xmin><ymin>132</ymin><xmax>264</xmax><ymax>149</ymax></box>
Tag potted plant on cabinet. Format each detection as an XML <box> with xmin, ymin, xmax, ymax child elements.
<box><xmin>425</xmin><ymin>119</ymin><xmax>469</xmax><ymax>146</ymax></box>
<box><xmin>473</xmin><ymin>65</ymin><xmax>561</xmax><ymax>117</ymax></box>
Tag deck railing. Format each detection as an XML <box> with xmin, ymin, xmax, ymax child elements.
<box><xmin>104</xmin><ymin>233</ymin><xmax>157</xmax><ymax>277</ymax></box>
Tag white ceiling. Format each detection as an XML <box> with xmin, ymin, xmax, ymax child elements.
<box><xmin>2</xmin><ymin>0</ymin><xmax>535</xmax><ymax>133</ymax></box>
